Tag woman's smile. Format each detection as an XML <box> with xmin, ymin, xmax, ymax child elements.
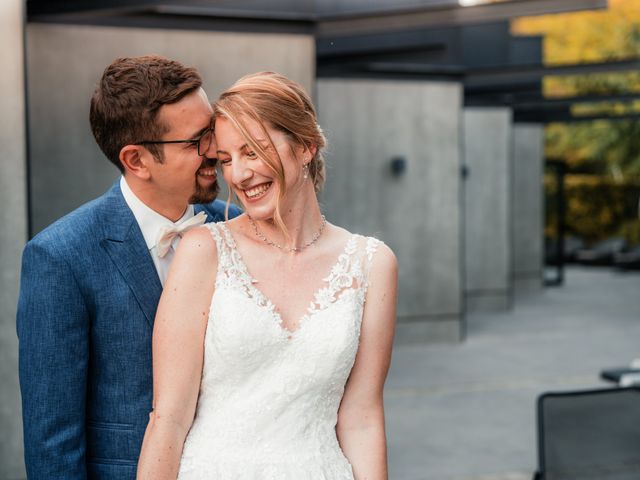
<box><xmin>241</xmin><ymin>181</ymin><xmax>273</xmax><ymax>201</ymax></box>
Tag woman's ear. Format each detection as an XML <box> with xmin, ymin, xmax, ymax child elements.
<box><xmin>120</xmin><ymin>145</ymin><xmax>152</xmax><ymax>180</ymax></box>
<box><xmin>304</xmin><ymin>143</ymin><xmax>317</xmax><ymax>163</ymax></box>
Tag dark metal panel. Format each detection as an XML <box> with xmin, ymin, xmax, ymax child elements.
<box><xmin>151</xmin><ymin>0</ymin><xmax>458</xmax><ymax>18</ymax></box>
<box><xmin>28</xmin><ymin>0</ymin><xmax>607</xmax><ymax>24</ymax></box>
<box><xmin>317</xmin><ymin>21</ymin><xmax>540</xmax><ymax>75</ymax></box>
<box><xmin>317</xmin><ymin>61</ymin><xmax>465</xmax><ymax>80</ymax></box>
<box><xmin>27</xmin><ymin>0</ymin><xmax>159</xmax><ymax>16</ymax></box>
<box><xmin>29</xmin><ymin>10</ymin><xmax>315</xmax><ymax>34</ymax></box>
<box><xmin>317</xmin><ymin>0</ymin><xmax>608</xmax><ymax>36</ymax></box>
<box><xmin>509</xmin><ymin>36</ymin><xmax>542</xmax><ymax>67</ymax></box>
<box><xmin>148</xmin><ymin>2</ymin><xmax>316</xmax><ymax>20</ymax></box>
<box><xmin>317</xmin><ymin>26</ymin><xmax>457</xmax><ymax>57</ymax></box>
<box><xmin>514</xmin><ymin>109</ymin><xmax>640</xmax><ymax>123</ymax></box>
<box><xmin>514</xmin><ymin>93</ymin><xmax>640</xmax><ymax>109</ymax></box>
<box><xmin>460</xmin><ymin>22</ymin><xmax>511</xmax><ymax>68</ymax></box>
<box><xmin>465</xmin><ymin>58</ymin><xmax>640</xmax><ymax>90</ymax></box>
<box><xmin>25</xmin><ymin>0</ymin><xmax>467</xmax><ymax>19</ymax></box>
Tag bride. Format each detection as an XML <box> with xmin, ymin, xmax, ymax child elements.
<box><xmin>137</xmin><ymin>72</ymin><xmax>397</xmax><ymax>479</ymax></box>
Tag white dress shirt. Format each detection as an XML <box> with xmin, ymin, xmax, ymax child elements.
<box><xmin>120</xmin><ymin>176</ymin><xmax>195</xmax><ymax>286</ymax></box>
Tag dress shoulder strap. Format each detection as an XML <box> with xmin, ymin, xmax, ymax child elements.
<box><xmin>361</xmin><ymin>235</ymin><xmax>384</xmax><ymax>293</ymax></box>
<box><xmin>204</xmin><ymin>222</ymin><xmax>258</xmax><ymax>293</ymax></box>
<box><xmin>204</xmin><ymin>222</ymin><xmax>233</xmax><ymax>270</ymax></box>
<box><xmin>365</xmin><ymin>236</ymin><xmax>383</xmax><ymax>263</ymax></box>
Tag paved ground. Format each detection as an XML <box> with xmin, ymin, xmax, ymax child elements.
<box><xmin>384</xmin><ymin>266</ymin><xmax>640</xmax><ymax>480</ymax></box>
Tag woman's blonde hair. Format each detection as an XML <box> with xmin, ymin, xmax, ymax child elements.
<box><xmin>214</xmin><ymin>72</ymin><xmax>326</xmax><ymax>232</ymax></box>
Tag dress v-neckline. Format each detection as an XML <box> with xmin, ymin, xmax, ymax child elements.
<box><xmin>218</xmin><ymin>223</ymin><xmax>358</xmax><ymax>337</ymax></box>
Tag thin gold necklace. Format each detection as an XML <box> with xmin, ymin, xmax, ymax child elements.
<box><xmin>249</xmin><ymin>215</ymin><xmax>327</xmax><ymax>253</ymax></box>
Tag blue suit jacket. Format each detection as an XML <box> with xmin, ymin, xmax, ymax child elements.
<box><xmin>17</xmin><ymin>181</ymin><xmax>241</xmax><ymax>479</ymax></box>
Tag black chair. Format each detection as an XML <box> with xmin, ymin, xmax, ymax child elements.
<box><xmin>534</xmin><ymin>386</ymin><xmax>640</xmax><ymax>480</ymax></box>
<box><xmin>575</xmin><ymin>237</ymin><xmax>628</xmax><ymax>266</ymax></box>
<box><xmin>614</xmin><ymin>245</ymin><xmax>640</xmax><ymax>271</ymax></box>
<box><xmin>601</xmin><ymin>367</ymin><xmax>640</xmax><ymax>386</ymax></box>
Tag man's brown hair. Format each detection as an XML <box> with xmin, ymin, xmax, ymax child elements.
<box><xmin>90</xmin><ymin>55</ymin><xmax>203</xmax><ymax>172</ymax></box>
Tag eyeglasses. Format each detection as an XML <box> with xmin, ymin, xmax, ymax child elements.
<box><xmin>135</xmin><ymin>127</ymin><xmax>214</xmax><ymax>157</ymax></box>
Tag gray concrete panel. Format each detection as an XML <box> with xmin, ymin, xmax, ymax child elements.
<box><xmin>392</xmin><ymin>317</ymin><xmax>462</xmax><ymax>345</ymax></box>
<box><xmin>465</xmin><ymin>292</ymin><xmax>511</xmax><ymax>312</ymax></box>
<box><xmin>463</xmin><ymin>108</ymin><xmax>512</xmax><ymax>312</ymax></box>
<box><xmin>26</xmin><ymin>23</ymin><xmax>314</xmax><ymax>234</ymax></box>
<box><xmin>0</xmin><ymin>0</ymin><xmax>27</xmax><ymax>477</ymax></box>
<box><xmin>317</xmin><ymin>79</ymin><xmax>463</xmax><ymax>342</ymax></box>
<box><xmin>512</xmin><ymin>123</ymin><xmax>544</xmax><ymax>292</ymax></box>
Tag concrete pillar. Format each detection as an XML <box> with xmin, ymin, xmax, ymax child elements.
<box><xmin>463</xmin><ymin>108</ymin><xmax>512</xmax><ymax>312</ymax></box>
<box><xmin>26</xmin><ymin>23</ymin><xmax>315</xmax><ymax>234</ymax></box>
<box><xmin>512</xmin><ymin>124</ymin><xmax>544</xmax><ymax>292</ymax></box>
<box><xmin>318</xmin><ymin>79</ymin><xmax>463</xmax><ymax>343</ymax></box>
<box><xmin>0</xmin><ymin>0</ymin><xmax>27</xmax><ymax>477</ymax></box>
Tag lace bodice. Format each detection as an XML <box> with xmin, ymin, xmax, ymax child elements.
<box><xmin>177</xmin><ymin>222</ymin><xmax>382</xmax><ymax>479</ymax></box>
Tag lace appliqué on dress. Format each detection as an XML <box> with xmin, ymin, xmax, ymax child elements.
<box><xmin>307</xmin><ymin>235</ymin><xmax>360</xmax><ymax>312</ymax></box>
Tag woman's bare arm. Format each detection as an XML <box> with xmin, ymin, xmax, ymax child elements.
<box><xmin>137</xmin><ymin>226</ymin><xmax>217</xmax><ymax>480</ymax></box>
<box><xmin>337</xmin><ymin>243</ymin><xmax>398</xmax><ymax>480</ymax></box>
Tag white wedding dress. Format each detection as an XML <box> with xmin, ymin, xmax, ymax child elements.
<box><xmin>177</xmin><ymin>222</ymin><xmax>382</xmax><ymax>480</ymax></box>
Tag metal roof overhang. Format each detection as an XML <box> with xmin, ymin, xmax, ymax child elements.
<box><xmin>27</xmin><ymin>0</ymin><xmax>625</xmax><ymax>124</ymax></box>
<box><xmin>27</xmin><ymin>0</ymin><xmax>608</xmax><ymax>28</ymax></box>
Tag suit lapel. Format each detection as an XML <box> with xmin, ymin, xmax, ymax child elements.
<box><xmin>100</xmin><ymin>182</ymin><xmax>162</xmax><ymax>328</ymax></box>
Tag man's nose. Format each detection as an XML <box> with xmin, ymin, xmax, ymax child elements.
<box><xmin>202</xmin><ymin>133</ymin><xmax>217</xmax><ymax>158</ymax></box>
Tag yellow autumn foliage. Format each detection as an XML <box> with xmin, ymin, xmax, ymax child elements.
<box><xmin>512</xmin><ymin>0</ymin><xmax>640</xmax><ymax>65</ymax></box>
<box><xmin>512</xmin><ymin>0</ymin><xmax>640</xmax><ymax>98</ymax></box>
<box><xmin>510</xmin><ymin>0</ymin><xmax>640</xmax><ymax>172</ymax></box>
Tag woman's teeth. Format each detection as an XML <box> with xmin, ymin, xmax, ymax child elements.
<box><xmin>245</xmin><ymin>183</ymin><xmax>272</xmax><ymax>199</ymax></box>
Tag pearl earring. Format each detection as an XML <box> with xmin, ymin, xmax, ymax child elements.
<box><xmin>303</xmin><ymin>163</ymin><xmax>309</xmax><ymax>180</ymax></box>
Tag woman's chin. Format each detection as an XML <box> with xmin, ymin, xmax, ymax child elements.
<box><xmin>234</xmin><ymin>187</ymin><xmax>277</xmax><ymax>220</ymax></box>
<box><xmin>245</xmin><ymin>207</ymin><xmax>275</xmax><ymax>222</ymax></box>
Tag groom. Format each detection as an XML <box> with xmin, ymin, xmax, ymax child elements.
<box><xmin>17</xmin><ymin>55</ymin><xmax>239</xmax><ymax>479</ymax></box>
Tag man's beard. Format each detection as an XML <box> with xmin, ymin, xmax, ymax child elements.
<box><xmin>189</xmin><ymin>177</ymin><xmax>219</xmax><ymax>205</ymax></box>
<box><xmin>189</xmin><ymin>158</ymin><xmax>219</xmax><ymax>204</ymax></box>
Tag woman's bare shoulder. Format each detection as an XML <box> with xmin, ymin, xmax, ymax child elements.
<box><xmin>174</xmin><ymin>225</ymin><xmax>219</xmax><ymax>266</ymax></box>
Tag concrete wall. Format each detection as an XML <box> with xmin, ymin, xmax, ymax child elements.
<box><xmin>463</xmin><ymin>108</ymin><xmax>512</xmax><ymax>311</ymax></box>
<box><xmin>0</xmin><ymin>0</ymin><xmax>27</xmax><ymax>478</ymax></box>
<box><xmin>26</xmin><ymin>23</ymin><xmax>315</xmax><ymax>234</ymax></box>
<box><xmin>317</xmin><ymin>79</ymin><xmax>463</xmax><ymax>343</ymax></box>
<box><xmin>512</xmin><ymin>123</ymin><xmax>544</xmax><ymax>292</ymax></box>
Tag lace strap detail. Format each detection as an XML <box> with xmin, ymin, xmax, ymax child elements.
<box><xmin>204</xmin><ymin>223</ymin><xmax>233</xmax><ymax>271</ymax></box>
<box><xmin>305</xmin><ymin>234</ymin><xmax>382</xmax><ymax>314</ymax></box>
<box><xmin>204</xmin><ymin>221</ymin><xmax>221</xmax><ymax>241</ymax></box>
<box><xmin>306</xmin><ymin>234</ymin><xmax>360</xmax><ymax>313</ymax></box>
<box><xmin>365</xmin><ymin>237</ymin><xmax>382</xmax><ymax>262</ymax></box>
<box><xmin>362</xmin><ymin>236</ymin><xmax>383</xmax><ymax>293</ymax></box>
<box><xmin>210</xmin><ymin>224</ymin><xmax>279</xmax><ymax>318</ymax></box>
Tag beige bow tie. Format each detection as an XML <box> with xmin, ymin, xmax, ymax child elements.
<box><xmin>155</xmin><ymin>211</ymin><xmax>207</xmax><ymax>258</ymax></box>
